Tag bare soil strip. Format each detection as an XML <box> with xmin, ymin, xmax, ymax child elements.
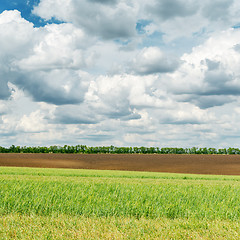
<box><xmin>1</xmin><ymin>153</ymin><xmax>240</xmax><ymax>175</ymax></box>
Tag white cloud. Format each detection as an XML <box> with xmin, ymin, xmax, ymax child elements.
<box><xmin>16</xmin><ymin>23</ymin><xmax>92</xmax><ymax>71</ymax></box>
<box><xmin>146</xmin><ymin>0</ymin><xmax>198</xmax><ymax>20</ymax></box>
<box><xmin>0</xmin><ymin>10</ymin><xmax>95</xmax><ymax>105</ymax></box>
<box><xmin>159</xmin><ymin>104</ymin><xmax>215</xmax><ymax>124</ymax></box>
<box><xmin>33</xmin><ymin>0</ymin><xmax>138</xmax><ymax>39</ymax></box>
<box><xmin>0</xmin><ymin>10</ymin><xmax>35</xmax><ymax>99</ymax></box>
<box><xmin>16</xmin><ymin>110</ymin><xmax>47</xmax><ymax>133</ymax></box>
<box><xmin>165</xmin><ymin>28</ymin><xmax>240</xmax><ymax>108</ymax></box>
<box><xmin>143</xmin><ymin>0</ymin><xmax>240</xmax><ymax>43</ymax></box>
<box><xmin>53</xmin><ymin>104</ymin><xmax>100</xmax><ymax>124</ymax></box>
<box><xmin>2</xmin><ymin>1</ymin><xmax>240</xmax><ymax>148</ymax></box>
<box><xmin>131</xmin><ymin>47</ymin><xmax>180</xmax><ymax>75</ymax></box>
<box><xmin>86</xmin><ymin>74</ymin><xmax>172</xmax><ymax>118</ymax></box>
<box><xmin>0</xmin><ymin>10</ymin><xmax>34</xmax><ymax>57</ymax></box>
<box><xmin>13</xmin><ymin>69</ymin><xmax>90</xmax><ymax>105</ymax></box>
<box><xmin>32</xmin><ymin>0</ymin><xmax>240</xmax><ymax>45</ymax></box>
<box><xmin>202</xmin><ymin>0</ymin><xmax>234</xmax><ymax>22</ymax></box>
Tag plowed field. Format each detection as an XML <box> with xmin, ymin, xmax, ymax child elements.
<box><xmin>1</xmin><ymin>153</ymin><xmax>240</xmax><ymax>175</ymax></box>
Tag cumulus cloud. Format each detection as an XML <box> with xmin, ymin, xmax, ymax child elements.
<box><xmin>86</xmin><ymin>74</ymin><xmax>173</xmax><ymax>119</ymax></box>
<box><xmin>16</xmin><ymin>23</ymin><xmax>92</xmax><ymax>71</ymax></box>
<box><xmin>234</xmin><ymin>44</ymin><xmax>240</xmax><ymax>52</ymax></box>
<box><xmin>2</xmin><ymin>1</ymin><xmax>240</xmax><ymax>148</ymax></box>
<box><xmin>77</xmin><ymin>134</ymin><xmax>114</xmax><ymax>141</ymax></box>
<box><xmin>33</xmin><ymin>0</ymin><xmax>137</xmax><ymax>39</ymax></box>
<box><xmin>142</xmin><ymin>0</ymin><xmax>240</xmax><ymax>43</ymax></box>
<box><xmin>53</xmin><ymin>104</ymin><xmax>100</xmax><ymax>124</ymax></box>
<box><xmin>86</xmin><ymin>74</ymin><xmax>135</xmax><ymax>119</ymax></box>
<box><xmin>16</xmin><ymin>110</ymin><xmax>48</xmax><ymax>133</ymax></box>
<box><xmin>0</xmin><ymin>101</ymin><xmax>8</xmax><ymax>116</ymax></box>
<box><xmin>13</xmin><ymin>70</ymin><xmax>90</xmax><ymax>105</ymax></box>
<box><xmin>0</xmin><ymin>10</ymin><xmax>34</xmax><ymax>57</ymax></box>
<box><xmin>0</xmin><ymin>10</ymin><xmax>94</xmax><ymax>105</ymax></box>
<box><xmin>190</xmin><ymin>95</ymin><xmax>234</xmax><ymax>109</ymax></box>
<box><xmin>0</xmin><ymin>10</ymin><xmax>35</xmax><ymax>99</ymax></box>
<box><xmin>205</xmin><ymin>59</ymin><xmax>220</xmax><ymax>71</ymax></box>
<box><xmin>165</xmin><ymin>28</ymin><xmax>240</xmax><ymax>108</ymax></box>
<box><xmin>0</xmin><ymin>79</ymin><xmax>11</xmax><ymax>100</ymax></box>
<box><xmin>132</xmin><ymin>47</ymin><xmax>180</xmax><ymax>75</ymax></box>
<box><xmin>88</xmin><ymin>0</ymin><xmax>118</xmax><ymax>5</ymax></box>
<box><xmin>202</xmin><ymin>0</ymin><xmax>234</xmax><ymax>22</ymax></box>
<box><xmin>32</xmin><ymin>0</ymin><xmax>240</xmax><ymax>44</ymax></box>
<box><xmin>147</xmin><ymin>0</ymin><xmax>198</xmax><ymax>20</ymax></box>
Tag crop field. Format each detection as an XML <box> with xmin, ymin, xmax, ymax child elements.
<box><xmin>1</xmin><ymin>167</ymin><xmax>240</xmax><ymax>239</ymax></box>
<box><xmin>2</xmin><ymin>153</ymin><xmax>240</xmax><ymax>175</ymax></box>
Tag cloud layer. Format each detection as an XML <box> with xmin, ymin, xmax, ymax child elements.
<box><xmin>1</xmin><ymin>0</ymin><xmax>240</xmax><ymax>147</ymax></box>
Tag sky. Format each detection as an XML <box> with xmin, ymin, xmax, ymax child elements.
<box><xmin>1</xmin><ymin>0</ymin><xmax>240</xmax><ymax>148</ymax></box>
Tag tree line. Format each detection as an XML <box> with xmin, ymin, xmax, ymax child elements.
<box><xmin>1</xmin><ymin>145</ymin><xmax>240</xmax><ymax>154</ymax></box>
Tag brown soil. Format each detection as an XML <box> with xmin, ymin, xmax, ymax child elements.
<box><xmin>1</xmin><ymin>153</ymin><xmax>240</xmax><ymax>175</ymax></box>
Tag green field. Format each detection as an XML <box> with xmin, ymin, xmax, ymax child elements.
<box><xmin>1</xmin><ymin>167</ymin><xmax>240</xmax><ymax>239</ymax></box>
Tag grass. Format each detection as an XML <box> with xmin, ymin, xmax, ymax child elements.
<box><xmin>1</xmin><ymin>214</ymin><xmax>240</xmax><ymax>239</ymax></box>
<box><xmin>1</xmin><ymin>166</ymin><xmax>240</xmax><ymax>239</ymax></box>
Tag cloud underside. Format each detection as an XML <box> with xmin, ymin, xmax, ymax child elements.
<box><xmin>1</xmin><ymin>0</ymin><xmax>240</xmax><ymax>147</ymax></box>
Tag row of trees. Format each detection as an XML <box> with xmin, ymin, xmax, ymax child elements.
<box><xmin>1</xmin><ymin>145</ymin><xmax>240</xmax><ymax>154</ymax></box>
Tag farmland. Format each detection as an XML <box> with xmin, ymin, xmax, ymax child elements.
<box><xmin>1</xmin><ymin>153</ymin><xmax>240</xmax><ymax>175</ymax></box>
<box><xmin>1</xmin><ymin>166</ymin><xmax>240</xmax><ymax>239</ymax></box>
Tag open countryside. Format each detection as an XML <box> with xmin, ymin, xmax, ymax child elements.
<box><xmin>2</xmin><ymin>152</ymin><xmax>240</xmax><ymax>175</ymax></box>
<box><xmin>2</xmin><ymin>148</ymin><xmax>240</xmax><ymax>239</ymax></box>
<box><xmin>2</xmin><ymin>0</ymin><xmax>240</xmax><ymax>239</ymax></box>
<box><xmin>1</xmin><ymin>166</ymin><xmax>240</xmax><ymax>239</ymax></box>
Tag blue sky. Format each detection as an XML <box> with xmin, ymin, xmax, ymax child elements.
<box><xmin>0</xmin><ymin>0</ymin><xmax>65</xmax><ymax>27</ymax></box>
<box><xmin>0</xmin><ymin>0</ymin><xmax>40</xmax><ymax>24</ymax></box>
<box><xmin>1</xmin><ymin>0</ymin><xmax>240</xmax><ymax>147</ymax></box>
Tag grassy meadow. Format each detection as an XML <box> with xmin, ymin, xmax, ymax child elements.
<box><xmin>1</xmin><ymin>167</ymin><xmax>240</xmax><ymax>239</ymax></box>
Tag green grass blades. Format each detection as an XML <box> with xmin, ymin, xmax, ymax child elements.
<box><xmin>1</xmin><ymin>214</ymin><xmax>240</xmax><ymax>240</ymax></box>
<box><xmin>2</xmin><ymin>166</ymin><xmax>240</xmax><ymax>181</ymax></box>
<box><xmin>2</xmin><ymin>167</ymin><xmax>240</xmax><ymax>239</ymax></box>
<box><xmin>1</xmin><ymin>167</ymin><xmax>240</xmax><ymax>220</ymax></box>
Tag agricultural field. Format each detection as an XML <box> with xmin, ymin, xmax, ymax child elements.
<box><xmin>1</xmin><ymin>153</ymin><xmax>240</xmax><ymax>175</ymax></box>
<box><xmin>1</xmin><ymin>166</ymin><xmax>240</xmax><ymax>239</ymax></box>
